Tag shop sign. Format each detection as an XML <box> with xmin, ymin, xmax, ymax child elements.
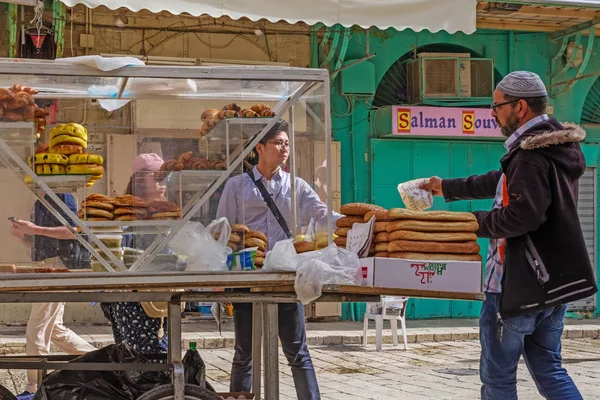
<box><xmin>392</xmin><ymin>106</ymin><xmax>502</xmax><ymax>138</ymax></box>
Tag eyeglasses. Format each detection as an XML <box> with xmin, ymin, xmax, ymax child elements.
<box><xmin>267</xmin><ymin>140</ymin><xmax>290</xmax><ymax>149</ymax></box>
<box><xmin>491</xmin><ymin>99</ymin><xmax>520</xmax><ymax>111</ymax></box>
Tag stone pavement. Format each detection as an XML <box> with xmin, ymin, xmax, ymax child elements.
<box><xmin>1</xmin><ymin>317</ymin><xmax>600</xmax><ymax>354</ymax></box>
<box><xmin>2</xmin><ymin>338</ymin><xmax>600</xmax><ymax>399</ymax></box>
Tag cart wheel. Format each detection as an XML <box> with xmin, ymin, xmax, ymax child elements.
<box><xmin>137</xmin><ymin>384</ymin><xmax>220</xmax><ymax>400</ymax></box>
<box><xmin>0</xmin><ymin>385</ymin><xmax>17</xmax><ymax>400</ymax></box>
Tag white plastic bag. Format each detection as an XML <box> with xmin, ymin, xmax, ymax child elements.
<box><xmin>398</xmin><ymin>178</ymin><xmax>433</xmax><ymax>211</ymax></box>
<box><xmin>170</xmin><ymin>218</ymin><xmax>231</xmax><ymax>271</ymax></box>
<box><xmin>262</xmin><ymin>239</ymin><xmax>299</xmax><ymax>272</ymax></box>
<box><xmin>295</xmin><ymin>259</ymin><xmax>362</xmax><ymax>305</ymax></box>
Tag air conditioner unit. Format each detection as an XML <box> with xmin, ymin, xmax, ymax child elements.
<box><xmin>406</xmin><ymin>53</ymin><xmax>492</xmax><ymax>103</ymax></box>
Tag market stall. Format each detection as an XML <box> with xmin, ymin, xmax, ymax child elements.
<box><xmin>0</xmin><ymin>58</ymin><xmax>483</xmax><ymax>400</ymax></box>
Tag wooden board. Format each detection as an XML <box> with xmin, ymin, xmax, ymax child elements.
<box><xmin>252</xmin><ymin>284</ymin><xmax>484</xmax><ymax>301</ymax></box>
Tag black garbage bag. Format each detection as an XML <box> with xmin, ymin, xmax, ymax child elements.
<box><xmin>182</xmin><ymin>348</ymin><xmax>216</xmax><ymax>393</ymax></box>
<box><xmin>33</xmin><ymin>343</ymin><xmax>216</xmax><ymax>400</ymax></box>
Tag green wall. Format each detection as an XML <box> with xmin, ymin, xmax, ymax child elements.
<box><xmin>330</xmin><ymin>27</ymin><xmax>600</xmax><ymax>319</ymax></box>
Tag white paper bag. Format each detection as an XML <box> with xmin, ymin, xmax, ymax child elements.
<box><xmin>398</xmin><ymin>178</ymin><xmax>433</xmax><ymax>211</ymax></box>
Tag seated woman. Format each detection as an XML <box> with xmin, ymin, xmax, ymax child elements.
<box><xmin>100</xmin><ymin>153</ymin><xmax>171</xmax><ymax>355</ymax></box>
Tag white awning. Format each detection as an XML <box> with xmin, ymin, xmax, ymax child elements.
<box><xmin>60</xmin><ymin>0</ymin><xmax>477</xmax><ymax>34</ymax></box>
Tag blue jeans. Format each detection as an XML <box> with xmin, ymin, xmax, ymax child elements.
<box><xmin>480</xmin><ymin>292</ymin><xmax>582</xmax><ymax>400</ymax></box>
<box><xmin>230</xmin><ymin>302</ymin><xmax>320</xmax><ymax>400</ymax></box>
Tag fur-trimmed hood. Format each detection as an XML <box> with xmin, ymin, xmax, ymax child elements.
<box><xmin>520</xmin><ymin>122</ymin><xmax>586</xmax><ymax>150</ymax></box>
<box><xmin>504</xmin><ymin>118</ymin><xmax>587</xmax><ymax>182</ymax></box>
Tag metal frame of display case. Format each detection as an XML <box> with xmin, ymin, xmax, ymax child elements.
<box><xmin>0</xmin><ymin>60</ymin><xmax>334</xmax><ymax>274</ymax></box>
<box><xmin>0</xmin><ymin>59</ymin><xmax>334</xmax><ymax>400</ymax></box>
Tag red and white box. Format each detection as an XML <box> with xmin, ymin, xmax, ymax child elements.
<box><xmin>360</xmin><ymin>257</ymin><xmax>482</xmax><ymax>294</ymax></box>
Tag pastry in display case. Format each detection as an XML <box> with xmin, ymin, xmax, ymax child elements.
<box><xmin>0</xmin><ymin>58</ymin><xmax>333</xmax><ymax>275</ymax></box>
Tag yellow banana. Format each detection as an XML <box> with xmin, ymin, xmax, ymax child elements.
<box><xmin>35</xmin><ymin>165</ymin><xmax>43</xmax><ymax>175</ymax></box>
<box><xmin>42</xmin><ymin>165</ymin><xmax>51</xmax><ymax>175</ymax></box>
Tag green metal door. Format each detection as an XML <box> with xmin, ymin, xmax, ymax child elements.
<box><xmin>371</xmin><ymin>138</ymin><xmax>506</xmax><ymax>319</ymax></box>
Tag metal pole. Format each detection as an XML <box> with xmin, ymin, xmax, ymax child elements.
<box><xmin>262</xmin><ymin>303</ymin><xmax>279</xmax><ymax>400</ymax></box>
<box><xmin>168</xmin><ymin>298</ymin><xmax>185</xmax><ymax>400</ymax></box>
<box><xmin>288</xmin><ymin>108</ymin><xmax>297</xmax><ymax>239</ymax></box>
<box><xmin>252</xmin><ymin>302</ymin><xmax>263</xmax><ymax>399</ymax></box>
<box><xmin>324</xmin><ymin>79</ymin><xmax>333</xmax><ymax>244</ymax></box>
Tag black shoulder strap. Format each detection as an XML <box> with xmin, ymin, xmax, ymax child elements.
<box><xmin>247</xmin><ymin>170</ymin><xmax>292</xmax><ymax>239</ymax></box>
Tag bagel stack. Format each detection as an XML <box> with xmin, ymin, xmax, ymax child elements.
<box><xmin>244</xmin><ymin>230</ymin><xmax>268</xmax><ymax>267</ymax></box>
<box><xmin>365</xmin><ymin>210</ymin><xmax>393</xmax><ymax>257</ymax></box>
<box><xmin>79</xmin><ymin>194</ymin><xmax>116</xmax><ymax>221</ymax></box>
<box><xmin>113</xmin><ymin>195</ymin><xmax>149</xmax><ymax>221</ymax></box>
<box><xmin>225</xmin><ymin>224</ymin><xmax>249</xmax><ymax>252</ymax></box>
<box><xmin>48</xmin><ymin>123</ymin><xmax>88</xmax><ymax>155</ymax></box>
<box><xmin>386</xmin><ymin>208</ymin><xmax>482</xmax><ymax>262</ymax></box>
<box><xmin>335</xmin><ymin>203</ymin><xmax>387</xmax><ymax>256</ymax></box>
<box><xmin>148</xmin><ymin>200</ymin><xmax>181</xmax><ymax>220</ymax></box>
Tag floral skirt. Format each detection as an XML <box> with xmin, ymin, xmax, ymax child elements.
<box><xmin>101</xmin><ymin>301</ymin><xmax>168</xmax><ymax>354</ymax></box>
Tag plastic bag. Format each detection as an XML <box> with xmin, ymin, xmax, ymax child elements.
<box><xmin>169</xmin><ymin>219</ymin><xmax>231</xmax><ymax>271</ymax></box>
<box><xmin>397</xmin><ymin>178</ymin><xmax>433</xmax><ymax>211</ymax></box>
<box><xmin>295</xmin><ymin>258</ymin><xmax>362</xmax><ymax>305</ymax></box>
<box><xmin>33</xmin><ymin>343</ymin><xmax>215</xmax><ymax>400</ymax></box>
<box><xmin>262</xmin><ymin>239</ymin><xmax>299</xmax><ymax>272</ymax></box>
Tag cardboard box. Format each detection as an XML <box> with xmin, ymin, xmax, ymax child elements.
<box><xmin>360</xmin><ymin>257</ymin><xmax>482</xmax><ymax>294</ymax></box>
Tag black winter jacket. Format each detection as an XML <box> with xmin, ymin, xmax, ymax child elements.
<box><xmin>442</xmin><ymin>118</ymin><xmax>597</xmax><ymax>318</ymax></box>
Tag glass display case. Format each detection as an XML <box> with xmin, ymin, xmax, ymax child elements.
<box><xmin>0</xmin><ymin>58</ymin><xmax>332</xmax><ymax>275</ymax></box>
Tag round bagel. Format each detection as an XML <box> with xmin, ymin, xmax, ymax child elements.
<box><xmin>335</xmin><ymin>216</ymin><xmax>364</xmax><ymax>228</ymax></box>
<box><xmin>245</xmin><ymin>238</ymin><xmax>267</xmax><ymax>252</ymax></box>
<box><xmin>84</xmin><ymin>201</ymin><xmax>115</xmax><ymax>211</ymax></box>
<box><xmin>230</xmin><ymin>224</ymin><xmax>249</xmax><ymax>233</ymax></box>
<box><xmin>246</xmin><ymin>230</ymin><xmax>267</xmax><ymax>243</ymax></box>
<box><xmin>79</xmin><ymin>207</ymin><xmax>114</xmax><ymax>220</ymax></box>
<box><xmin>333</xmin><ymin>236</ymin><xmax>347</xmax><ymax>247</ymax></box>
<box><xmin>340</xmin><ymin>203</ymin><xmax>386</xmax><ymax>216</ymax></box>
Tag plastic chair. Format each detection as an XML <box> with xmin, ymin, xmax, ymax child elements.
<box><xmin>363</xmin><ymin>296</ymin><xmax>409</xmax><ymax>351</ymax></box>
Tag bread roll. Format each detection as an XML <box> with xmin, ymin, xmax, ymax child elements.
<box><xmin>374</xmin><ymin>232</ymin><xmax>389</xmax><ymax>243</ymax></box>
<box><xmin>254</xmin><ymin>256</ymin><xmax>265</xmax><ymax>267</ymax></box>
<box><xmin>364</xmin><ymin>210</ymin><xmax>391</xmax><ymax>222</ymax></box>
<box><xmin>228</xmin><ymin>232</ymin><xmax>242</xmax><ymax>244</ymax></box>
<box><xmin>114</xmin><ymin>207</ymin><xmax>147</xmax><ymax>216</ymax></box>
<box><xmin>374</xmin><ymin>252</ymin><xmax>389</xmax><ymax>258</ymax></box>
<box><xmin>333</xmin><ymin>236</ymin><xmax>347</xmax><ymax>247</ymax></box>
<box><xmin>114</xmin><ymin>195</ymin><xmax>148</xmax><ymax>208</ymax></box>
<box><xmin>375</xmin><ymin>242</ymin><xmax>389</xmax><ymax>252</ymax></box>
<box><xmin>340</xmin><ymin>203</ymin><xmax>386</xmax><ymax>216</ymax></box>
<box><xmin>389</xmin><ymin>208</ymin><xmax>476</xmax><ymax>222</ymax></box>
<box><xmin>389</xmin><ymin>252</ymin><xmax>482</xmax><ymax>262</ymax></box>
<box><xmin>335</xmin><ymin>216</ymin><xmax>364</xmax><ymax>228</ymax></box>
<box><xmin>389</xmin><ymin>230</ymin><xmax>478</xmax><ymax>243</ymax></box>
<box><xmin>374</xmin><ymin>222</ymin><xmax>389</xmax><ymax>233</ymax></box>
<box><xmin>334</xmin><ymin>227</ymin><xmax>351</xmax><ymax>237</ymax></box>
<box><xmin>388</xmin><ymin>240</ymin><xmax>480</xmax><ymax>254</ymax></box>
<box><xmin>386</xmin><ymin>220</ymin><xmax>479</xmax><ymax>233</ymax></box>
<box><xmin>294</xmin><ymin>241</ymin><xmax>316</xmax><ymax>254</ymax></box>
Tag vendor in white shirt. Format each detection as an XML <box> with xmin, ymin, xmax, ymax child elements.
<box><xmin>217</xmin><ymin>120</ymin><xmax>341</xmax><ymax>400</ymax></box>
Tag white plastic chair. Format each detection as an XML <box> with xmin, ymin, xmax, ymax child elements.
<box><xmin>363</xmin><ymin>296</ymin><xmax>409</xmax><ymax>351</ymax></box>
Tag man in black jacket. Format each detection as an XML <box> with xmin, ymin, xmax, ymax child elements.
<box><xmin>421</xmin><ymin>71</ymin><xmax>596</xmax><ymax>400</ymax></box>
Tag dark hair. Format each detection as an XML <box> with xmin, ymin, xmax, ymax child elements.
<box><xmin>258</xmin><ymin>120</ymin><xmax>289</xmax><ymax>145</ymax></box>
<box><xmin>503</xmin><ymin>93</ymin><xmax>548</xmax><ymax>114</ymax></box>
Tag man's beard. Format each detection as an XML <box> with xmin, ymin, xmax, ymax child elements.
<box><xmin>496</xmin><ymin>113</ymin><xmax>520</xmax><ymax>137</ymax></box>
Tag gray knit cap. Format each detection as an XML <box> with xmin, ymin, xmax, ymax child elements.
<box><xmin>496</xmin><ymin>71</ymin><xmax>547</xmax><ymax>98</ymax></box>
